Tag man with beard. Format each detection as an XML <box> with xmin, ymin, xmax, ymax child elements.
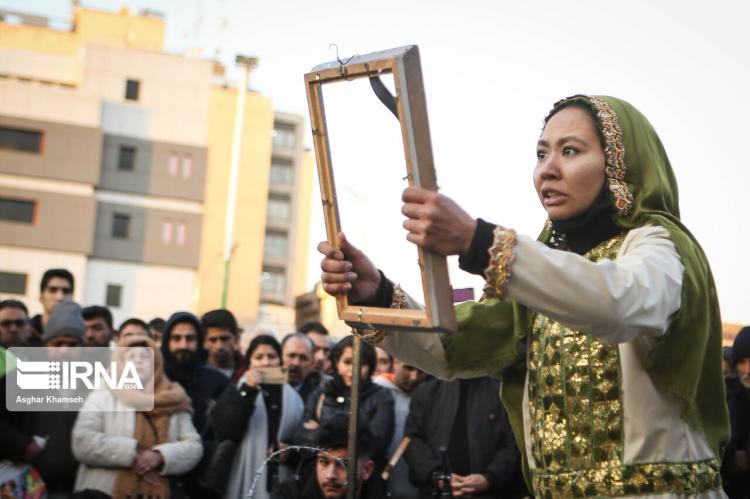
<box><xmin>282</xmin><ymin>333</ymin><xmax>321</xmax><ymax>404</ymax></box>
<box><xmin>161</xmin><ymin>311</ymin><xmax>228</xmax><ymax>433</ymax></box>
<box><xmin>273</xmin><ymin>415</ymin><xmax>378</xmax><ymax>499</ymax></box>
<box><xmin>201</xmin><ymin>308</ymin><xmax>242</xmax><ymax>379</ymax></box>
<box><xmin>723</xmin><ymin>326</ymin><xmax>750</xmax><ymax>498</ymax></box>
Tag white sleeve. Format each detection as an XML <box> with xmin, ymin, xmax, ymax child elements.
<box><xmin>376</xmin><ymin>292</ymin><xmax>455</xmax><ymax>381</ymax></box>
<box><xmin>506</xmin><ymin>225</ymin><xmax>683</xmax><ymax>344</ymax></box>
<box><xmin>71</xmin><ymin>392</ymin><xmax>138</xmax><ymax>468</ymax></box>
<box><xmin>153</xmin><ymin>411</ymin><xmax>203</xmax><ymax>476</ymax></box>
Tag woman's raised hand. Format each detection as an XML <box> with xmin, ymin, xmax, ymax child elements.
<box><xmin>401</xmin><ymin>187</ymin><xmax>477</xmax><ymax>256</ymax></box>
<box><xmin>317</xmin><ymin>232</ymin><xmax>381</xmax><ymax>303</ymax></box>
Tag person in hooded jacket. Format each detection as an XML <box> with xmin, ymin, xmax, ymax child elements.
<box><xmin>293</xmin><ymin>335</ymin><xmax>395</xmax><ymax>474</ymax></box>
<box><xmin>160</xmin><ymin>311</ymin><xmax>228</xmax><ymax>498</ymax></box>
<box><xmin>161</xmin><ymin>311</ymin><xmax>228</xmax><ymax>433</ymax></box>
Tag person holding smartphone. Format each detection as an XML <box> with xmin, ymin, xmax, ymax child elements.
<box><xmin>212</xmin><ymin>335</ymin><xmax>304</xmax><ymax>499</ymax></box>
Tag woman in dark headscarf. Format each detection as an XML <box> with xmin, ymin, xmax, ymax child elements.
<box><xmin>293</xmin><ymin>335</ymin><xmax>395</xmax><ymax>472</ymax></box>
<box><xmin>212</xmin><ymin>334</ymin><xmax>304</xmax><ymax>499</ymax></box>
<box><xmin>318</xmin><ymin>95</ymin><xmax>729</xmax><ymax>498</ymax></box>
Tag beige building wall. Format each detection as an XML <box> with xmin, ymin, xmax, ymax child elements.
<box><xmin>74</xmin><ymin>8</ymin><xmax>165</xmax><ymax>52</ymax></box>
<box><xmin>82</xmin><ymin>44</ymin><xmax>212</xmax><ymax>146</ymax></box>
<box><xmin>0</xmin><ymin>7</ymin><xmax>164</xmax><ymax>57</ymax></box>
<box><xmin>0</xmin><ymin>79</ymin><xmax>99</xmax><ymax>127</ymax></box>
<box><xmin>0</xmin><ymin>20</ymin><xmax>79</xmax><ymax>56</ymax></box>
<box><xmin>197</xmin><ymin>87</ymin><xmax>274</xmax><ymax>323</ymax></box>
<box><xmin>291</xmin><ymin>150</ymin><xmax>314</xmax><ymax>297</ymax></box>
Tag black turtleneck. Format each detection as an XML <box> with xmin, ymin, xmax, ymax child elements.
<box><xmin>548</xmin><ymin>184</ymin><xmax>622</xmax><ymax>255</ymax></box>
<box><xmin>459</xmin><ymin>184</ymin><xmax>622</xmax><ymax>276</ymax></box>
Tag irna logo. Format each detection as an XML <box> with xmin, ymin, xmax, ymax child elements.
<box><xmin>16</xmin><ymin>358</ymin><xmax>144</xmax><ymax>390</ymax></box>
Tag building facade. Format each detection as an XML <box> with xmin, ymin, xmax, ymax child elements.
<box><xmin>0</xmin><ymin>7</ymin><xmax>312</xmax><ymax>330</ymax></box>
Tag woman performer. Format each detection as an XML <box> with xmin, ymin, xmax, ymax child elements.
<box><xmin>318</xmin><ymin>95</ymin><xmax>729</xmax><ymax>498</ymax></box>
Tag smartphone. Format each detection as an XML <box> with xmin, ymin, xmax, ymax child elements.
<box><xmin>255</xmin><ymin>366</ymin><xmax>288</xmax><ymax>385</ymax></box>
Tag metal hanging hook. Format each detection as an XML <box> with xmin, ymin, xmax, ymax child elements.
<box><xmin>329</xmin><ymin>43</ymin><xmax>358</xmax><ymax>76</ymax></box>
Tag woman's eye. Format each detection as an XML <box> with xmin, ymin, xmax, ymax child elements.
<box><xmin>563</xmin><ymin>146</ymin><xmax>577</xmax><ymax>156</ymax></box>
<box><xmin>536</xmin><ymin>150</ymin><xmax>547</xmax><ymax>160</ymax></box>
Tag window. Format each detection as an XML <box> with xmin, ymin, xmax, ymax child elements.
<box><xmin>264</xmin><ymin>230</ymin><xmax>288</xmax><ymax>258</ymax></box>
<box><xmin>168</xmin><ymin>152</ymin><xmax>179</xmax><ymax>177</ymax></box>
<box><xmin>125</xmin><ymin>79</ymin><xmax>140</xmax><ymax>101</ymax></box>
<box><xmin>181</xmin><ymin>153</ymin><xmax>192</xmax><ymax>179</ymax></box>
<box><xmin>266</xmin><ymin>195</ymin><xmax>291</xmax><ymax>223</ymax></box>
<box><xmin>105</xmin><ymin>284</ymin><xmax>122</xmax><ymax>308</ymax></box>
<box><xmin>0</xmin><ymin>126</ymin><xmax>43</xmax><ymax>153</ymax></box>
<box><xmin>112</xmin><ymin>213</ymin><xmax>130</xmax><ymax>238</ymax></box>
<box><xmin>272</xmin><ymin>123</ymin><xmax>296</xmax><ymax>149</ymax></box>
<box><xmin>0</xmin><ymin>271</ymin><xmax>27</xmax><ymax>294</ymax></box>
<box><xmin>118</xmin><ymin>145</ymin><xmax>136</xmax><ymax>171</ymax></box>
<box><xmin>261</xmin><ymin>267</ymin><xmax>286</xmax><ymax>295</ymax></box>
<box><xmin>269</xmin><ymin>158</ymin><xmax>294</xmax><ymax>185</ymax></box>
<box><xmin>176</xmin><ymin>222</ymin><xmax>187</xmax><ymax>246</ymax></box>
<box><xmin>162</xmin><ymin>220</ymin><xmax>173</xmax><ymax>244</ymax></box>
<box><xmin>0</xmin><ymin>197</ymin><xmax>35</xmax><ymax>223</ymax></box>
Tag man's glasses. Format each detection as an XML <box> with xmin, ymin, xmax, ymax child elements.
<box><xmin>46</xmin><ymin>286</ymin><xmax>72</xmax><ymax>295</ymax></box>
<box><xmin>0</xmin><ymin>319</ymin><xmax>27</xmax><ymax>328</ymax></box>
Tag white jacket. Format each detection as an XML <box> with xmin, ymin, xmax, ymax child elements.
<box><xmin>72</xmin><ymin>389</ymin><xmax>203</xmax><ymax>496</ymax></box>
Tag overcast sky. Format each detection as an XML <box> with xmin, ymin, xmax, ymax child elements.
<box><xmin>4</xmin><ymin>0</ymin><xmax>749</xmax><ymax>324</ymax></box>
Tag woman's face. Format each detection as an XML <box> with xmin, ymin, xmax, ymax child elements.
<box><xmin>336</xmin><ymin>347</ymin><xmax>371</xmax><ymax>387</ymax></box>
<box><xmin>534</xmin><ymin>106</ymin><xmax>606</xmax><ymax>221</ymax></box>
<box><xmin>123</xmin><ymin>346</ymin><xmax>154</xmax><ymax>385</ymax></box>
<box><xmin>249</xmin><ymin>344</ymin><xmax>281</xmax><ymax>368</ymax></box>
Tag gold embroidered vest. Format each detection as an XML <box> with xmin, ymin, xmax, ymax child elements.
<box><xmin>527</xmin><ymin>234</ymin><xmax>720</xmax><ymax>498</ymax></box>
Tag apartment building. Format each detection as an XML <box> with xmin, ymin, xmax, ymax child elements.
<box><xmin>0</xmin><ymin>7</ymin><xmax>312</xmax><ymax>330</ymax></box>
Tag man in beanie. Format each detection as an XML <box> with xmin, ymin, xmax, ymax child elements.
<box><xmin>27</xmin><ymin>300</ymin><xmax>85</xmax><ymax>497</ymax></box>
<box><xmin>722</xmin><ymin>326</ymin><xmax>750</xmax><ymax>498</ymax></box>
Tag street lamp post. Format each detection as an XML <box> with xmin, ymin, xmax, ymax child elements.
<box><xmin>221</xmin><ymin>54</ymin><xmax>258</xmax><ymax>308</ymax></box>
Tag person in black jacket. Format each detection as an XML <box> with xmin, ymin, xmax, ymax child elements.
<box><xmin>211</xmin><ymin>335</ymin><xmax>304</xmax><ymax>499</ymax></box>
<box><xmin>404</xmin><ymin>376</ymin><xmax>527</xmax><ymax>499</ymax></box>
<box><xmin>723</xmin><ymin>326</ymin><xmax>750</xmax><ymax>498</ymax></box>
<box><xmin>161</xmin><ymin>311</ymin><xmax>228</xmax><ymax>498</ymax></box>
<box><xmin>294</xmin><ymin>335</ymin><xmax>395</xmax><ymax>473</ymax></box>
<box><xmin>161</xmin><ymin>311</ymin><xmax>228</xmax><ymax>432</ymax></box>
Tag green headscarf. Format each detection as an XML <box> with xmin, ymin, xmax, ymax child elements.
<box><xmin>443</xmin><ymin>95</ymin><xmax>729</xmax><ymax>462</ymax></box>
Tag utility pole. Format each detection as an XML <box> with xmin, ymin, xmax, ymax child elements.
<box><xmin>221</xmin><ymin>54</ymin><xmax>258</xmax><ymax>308</ymax></box>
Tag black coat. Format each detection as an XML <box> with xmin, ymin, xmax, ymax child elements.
<box><xmin>293</xmin><ymin>376</ymin><xmax>395</xmax><ymax>469</ymax></box>
<box><xmin>0</xmin><ymin>370</ymin><xmax>31</xmax><ymax>463</ymax></box>
<box><xmin>723</xmin><ymin>376</ymin><xmax>750</xmax><ymax>498</ymax></box>
<box><xmin>404</xmin><ymin>377</ymin><xmax>527</xmax><ymax>499</ymax></box>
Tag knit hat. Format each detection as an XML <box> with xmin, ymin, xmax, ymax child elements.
<box><xmin>42</xmin><ymin>300</ymin><xmax>84</xmax><ymax>345</ymax></box>
<box><xmin>731</xmin><ymin>326</ymin><xmax>750</xmax><ymax>366</ymax></box>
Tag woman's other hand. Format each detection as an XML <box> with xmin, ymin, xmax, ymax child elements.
<box><xmin>317</xmin><ymin>233</ymin><xmax>380</xmax><ymax>303</ymax></box>
<box><xmin>401</xmin><ymin>187</ymin><xmax>476</xmax><ymax>256</ymax></box>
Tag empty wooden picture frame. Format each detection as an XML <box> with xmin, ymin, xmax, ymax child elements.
<box><xmin>304</xmin><ymin>45</ymin><xmax>457</xmax><ymax>333</ymax></box>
